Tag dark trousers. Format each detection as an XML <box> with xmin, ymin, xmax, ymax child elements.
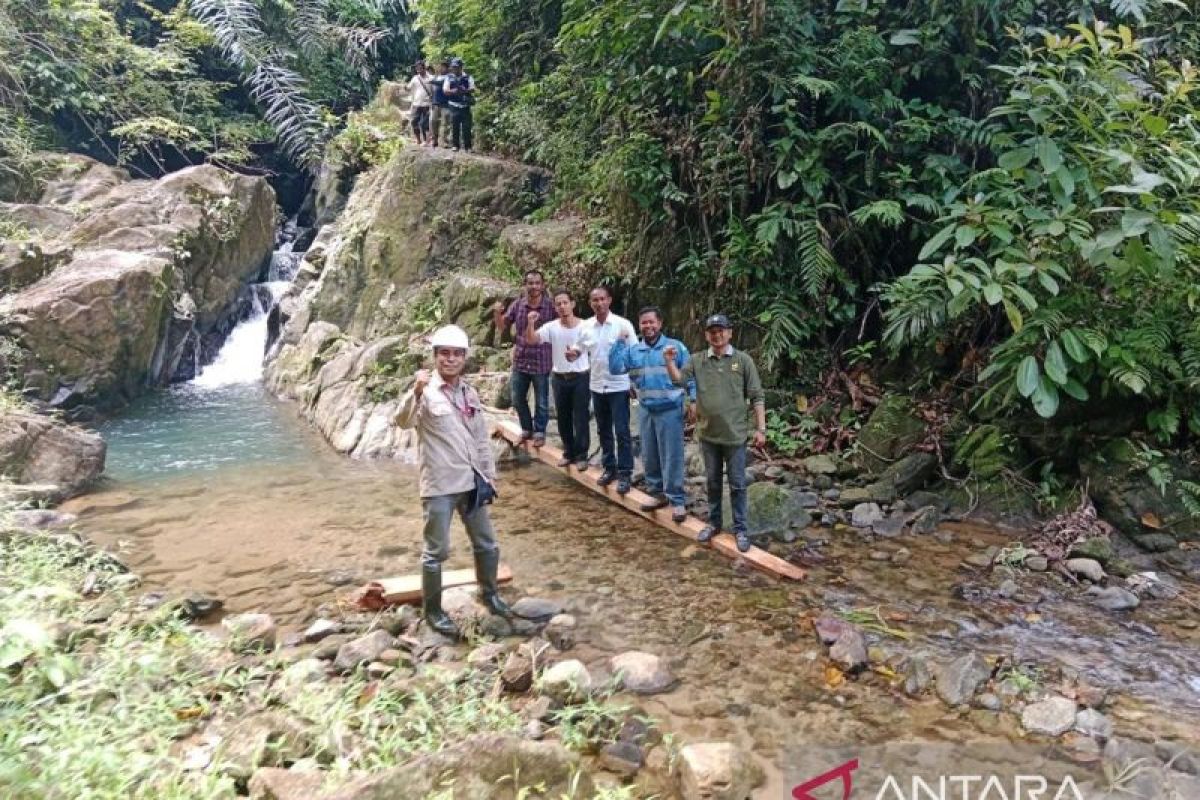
<box><xmin>450</xmin><ymin>106</ymin><xmax>473</xmax><ymax>150</ymax></box>
<box><xmin>552</xmin><ymin>373</ymin><xmax>591</xmax><ymax>462</ymax></box>
<box><xmin>592</xmin><ymin>390</ymin><xmax>632</xmax><ymax>476</ymax></box>
<box><xmin>510</xmin><ymin>370</ymin><xmax>550</xmax><ymax>436</ymax></box>
<box><xmin>410</xmin><ymin>106</ymin><xmax>430</xmax><ymax>142</ymax></box>
<box><xmin>702</xmin><ymin>440</ymin><xmax>748</xmax><ymax>533</ymax></box>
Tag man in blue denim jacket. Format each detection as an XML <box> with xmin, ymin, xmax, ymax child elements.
<box><xmin>609</xmin><ymin>306</ymin><xmax>695</xmax><ymax>523</ymax></box>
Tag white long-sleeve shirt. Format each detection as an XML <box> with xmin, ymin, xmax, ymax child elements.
<box><xmin>575</xmin><ymin>313</ymin><xmax>636</xmax><ymax>393</ymax></box>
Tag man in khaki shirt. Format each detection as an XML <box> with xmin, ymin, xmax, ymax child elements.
<box><xmin>395</xmin><ymin>324</ymin><xmax>510</xmax><ymax>638</ymax></box>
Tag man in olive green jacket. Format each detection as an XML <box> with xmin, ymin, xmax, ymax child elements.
<box><xmin>664</xmin><ymin>314</ymin><xmax>765</xmax><ymax>552</ymax></box>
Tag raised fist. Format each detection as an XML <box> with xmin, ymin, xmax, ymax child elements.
<box><xmin>565</xmin><ymin>346</ymin><xmax>580</xmax><ymax>362</ymax></box>
<box><xmin>492</xmin><ymin>300</ymin><xmax>505</xmax><ymax>313</ymax></box>
<box><xmin>527</xmin><ymin>310</ymin><xmax>540</xmax><ymax>325</ymax></box>
<box><xmin>662</xmin><ymin>344</ymin><xmax>678</xmax><ymax>362</ymax></box>
<box><xmin>413</xmin><ymin>368</ymin><xmax>432</xmax><ymax>397</ymax></box>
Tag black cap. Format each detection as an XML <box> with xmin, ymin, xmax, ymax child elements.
<box><xmin>704</xmin><ymin>313</ymin><xmax>732</xmax><ymax>329</ymax></box>
<box><xmin>450</xmin><ymin>57</ymin><xmax>464</xmax><ymax>67</ymax></box>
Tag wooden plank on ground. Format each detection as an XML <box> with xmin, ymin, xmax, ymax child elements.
<box><xmin>355</xmin><ymin>564</ymin><xmax>514</xmax><ymax>609</ymax></box>
<box><xmin>491</xmin><ymin>418</ymin><xmax>806</xmax><ymax>581</ymax></box>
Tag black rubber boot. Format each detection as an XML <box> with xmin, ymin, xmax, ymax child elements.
<box><xmin>422</xmin><ymin>566</ymin><xmax>461</xmax><ymax>639</ymax></box>
<box><xmin>474</xmin><ymin>549</ymin><xmax>514</xmax><ymax>618</ymax></box>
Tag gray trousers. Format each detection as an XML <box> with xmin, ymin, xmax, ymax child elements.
<box><xmin>421</xmin><ymin>491</ymin><xmax>498</xmax><ymax>570</ymax></box>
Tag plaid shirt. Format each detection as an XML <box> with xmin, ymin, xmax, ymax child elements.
<box><xmin>504</xmin><ymin>294</ymin><xmax>555</xmax><ymax>374</ymax></box>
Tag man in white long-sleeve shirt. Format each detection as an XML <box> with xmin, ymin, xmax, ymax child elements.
<box><xmin>567</xmin><ymin>286</ymin><xmax>637</xmax><ymax>494</ymax></box>
<box><xmin>406</xmin><ymin>60</ymin><xmax>433</xmax><ymax>146</ymax></box>
<box><xmin>394</xmin><ymin>324</ymin><xmax>510</xmax><ymax>638</ymax></box>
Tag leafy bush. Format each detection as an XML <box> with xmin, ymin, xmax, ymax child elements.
<box><xmin>884</xmin><ymin>23</ymin><xmax>1200</xmax><ymax>436</ymax></box>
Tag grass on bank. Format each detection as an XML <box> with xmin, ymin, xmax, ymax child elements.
<box><xmin>0</xmin><ymin>510</ymin><xmax>646</xmax><ymax>799</ymax></box>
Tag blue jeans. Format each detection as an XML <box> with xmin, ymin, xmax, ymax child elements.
<box><xmin>511</xmin><ymin>369</ymin><xmax>550</xmax><ymax>436</ymax></box>
<box><xmin>420</xmin><ymin>491</ymin><xmax>498</xmax><ymax>570</ymax></box>
<box><xmin>552</xmin><ymin>374</ymin><xmax>591</xmax><ymax>461</ymax></box>
<box><xmin>640</xmin><ymin>403</ymin><xmax>686</xmax><ymax>507</ymax></box>
<box><xmin>702</xmin><ymin>441</ymin><xmax>748</xmax><ymax>533</ymax></box>
<box><xmin>592</xmin><ymin>390</ymin><xmax>632</xmax><ymax>476</ymax></box>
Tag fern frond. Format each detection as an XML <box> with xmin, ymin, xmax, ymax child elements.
<box><xmin>850</xmin><ymin>200</ymin><xmax>904</xmax><ymax>229</ymax></box>
<box><xmin>797</xmin><ymin>219</ymin><xmax>838</xmax><ymax>298</ymax></box>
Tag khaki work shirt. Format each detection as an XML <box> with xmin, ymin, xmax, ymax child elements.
<box><xmin>395</xmin><ymin>372</ymin><xmax>497</xmax><ymax>498</ymax></box>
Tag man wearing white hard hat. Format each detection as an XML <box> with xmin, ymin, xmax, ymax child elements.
<box><xmin>395</xmin><ymin>324</ymin><xmax>510</xmax><ymax>638</ymax></box>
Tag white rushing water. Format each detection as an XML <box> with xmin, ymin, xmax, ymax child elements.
<box><xmin>190</xmin><ymin>281</ymin><xmax>289</xmax><ymax>389</ymax></box>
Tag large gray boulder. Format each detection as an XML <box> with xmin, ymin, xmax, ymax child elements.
<box><xmin>265</xmin><ymin>146</ymin><xmax>544</xmax><ymax>459</ymax></box>
<box><xmin>0</xmin><ymin>155</ymin><xmax>275</xmax><ymax>408</ymax></box>
<box><xmin>0</xmin><ymin>410</ymin><xmax>105</xmax><ymax>499</ymax></box>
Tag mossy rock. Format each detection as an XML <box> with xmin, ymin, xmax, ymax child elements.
<box><xmin>723</xmin><ymin>483</ymin><xmax>813</xmax><ymax>539</ymax></box>
<box><xmin>856</xmin><ymin>395</ymin><xmax>926</xmax><ymax>474</ymax></box>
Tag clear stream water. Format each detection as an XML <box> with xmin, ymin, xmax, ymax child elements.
<box><xmin>65</xmin><ymin>278</ymin><xmax>1200</xmax><ymax>796</ymax></box>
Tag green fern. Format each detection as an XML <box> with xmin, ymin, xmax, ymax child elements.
<box><xmin>849</xmin><ymin>200</ymin><xmax>904</xmax><ymax>229</ymax></box>
<box><xmin>796</xmin><ymin>218</ymin><xmax>839</xmax><ymax>298</ymax></box>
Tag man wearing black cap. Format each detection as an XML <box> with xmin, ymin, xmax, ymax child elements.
<box><xmin>445</xmin><ymin>57</ymin><xmax>476</xmax><ymax>152</ymax></box>
<box><xmin>663</xmin><ymin>314</ymin><xmax>765</xmax><ymax>552</ymax></box>
<box><xmin>429</xmin><ymin>58</ymin><xmax>452</xmax><ymax>147</ymax></box>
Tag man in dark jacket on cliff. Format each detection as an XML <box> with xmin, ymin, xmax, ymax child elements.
<box><xmin>445</xmin><ymin>57</ymin><xmax>476</xmax><ymax>152</ymax></box>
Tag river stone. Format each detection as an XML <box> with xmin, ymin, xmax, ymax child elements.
<box><xmin>812</xmin><ymin>613</ymin><xmax>852</xmax><ymax>646</ymax></box>
<box><xmin>1066</xmin><ymin>558</ymin><xmax>1105</xmax><ymax>583</ymax></box>
<box><xmin>178</xmin><ymin>591</ymin><xmax>223</xmax><ymax>621</ymax></box>
<box><xmin>850</xmin><ymin>502</ymin><xmax>884</xmax><ymax>528</ymax></box>
<box><xmin>794</xmin><ymin>491</ymin><xmax>820</xmax><ymax>508</ymax></box>
<box><xmin>223</xmin><ymin>613</ymin><xmax>277</xmax><ymax>653</ymax></box>
<box><xmin>333</xmin><ymin>629</ymin><xmax>395</xmax><ymax>672</ymax></box>
<box><xmin>501</xmin><ymin>651</ymin><xmax>534</xmax><ymax>692</ymax></box>
<box><xmin>903</xmin><ymin>654</ymin><xmax>934</xmax><ymax>696</ymax></box>
<box><xmin>1022</xmin><ymin>696</ymin><xmax>1078</xmax><ymax>736</ymax></box>
<box><xmin>544</xmin><ymin>614</ymin><xmax>577</xmax><ymax>650</ymax></box>
<box><xmin>677</xmin><ymin>742</ymin><xmax>764</xmax><ymax>800</ymax></box>
<box><xmin>1075</xmin><ymin>708</ymin><xmax>1113</xmax><ymax>739</ymax></box>
<box><xmin>610</xmin><ymin>651</ymin><xmax>677</xmax><ymax>694</ymax></box>
<box><xmin>1069</xmin><ymin>537</ymin><xmax>1116</xmax><ymax>565</ymax></box>
<box><xmin>802</xmin><ymin>454</ymin><xmax>838</xmax><ymax>475</ymax></box>
<box><xmin>1025</xmin><ymin>554</ymin><xmax>1049</xmax><ymax>571</ymax></box>
<box><xmin>467</xmin><ymin>642</ymin><xmax>508</xmax><ymax>672</ymax></box>
<box><xmin>249</xmin><ymin>767</ymin><xmax>362</xmax><ymax>800</ymax></box>
<box><xmin>511</xmin><ymin>597</ymin><xmax>563</xmax><ymax>620</ymax></box>
<box><xmin>829</xmin><ymin>627</ymin><xmax>868</xmax><ymax>672</ymax></box>
<box><xmin>0</xmin><ymin>411</ymin><xmax>106</xmax><ymax>500</ymax></box>
<box><xmin>600</xmin><ymin>740</ymin><xmax>643</xmax><ymax>776</ymax></box>
<box><xmin>217</xmin><ymin>711</ymin><xmax>312</xmax><ymax>781</ymax></box>
<box><xmin>935</xmin><ymin>652</ymin><xmax>992</xmax><ymax>706</ymax></box>
<box><xmin>302</xmin><ymin>619</ymin><xmax>342</xmax><ymax>643</ymax></box>
<box><xmin>874</xmin><ymin>452</ymin><xmax>936</xmax><ymax>495</ymax></box>
<box><xmin>872</xmin><ymin>511</ymin><xmax>907</xmax><ymax>538</ymax></box>
<box><xmin>539</xmin><ymin>659</ymin><xmax>593</xmax><ymax>704</ymax></box>
<box><xmin>332</xmin><ymin>733</ymin><xmax>591</xmax><ymax>800</ymax></box>
<box><xmin>1086</xmin><ymin>585</ymin><xmax>1140</xmax><ymax>611</ymax></box>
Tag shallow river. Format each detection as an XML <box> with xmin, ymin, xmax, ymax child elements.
<box><xmin>64</xmin><ymin>375</ymin><xmax>1200</xmax><ymax>796</ymax></box>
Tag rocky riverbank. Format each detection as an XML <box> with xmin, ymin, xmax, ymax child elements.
<box><xmin>1</xmin><ymin>505</ymin><xmax>769</xmax><ymax>800</ymax></box>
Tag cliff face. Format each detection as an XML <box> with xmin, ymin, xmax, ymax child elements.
<box><xmin>264</xmin><ymin>147</ymin><xmax>550</xmax><ymax>459</ymax></box>
<box><xmin>0</xmin><ymin>154</ymin><xmax>276</xmax><ymax>410</ymax></box>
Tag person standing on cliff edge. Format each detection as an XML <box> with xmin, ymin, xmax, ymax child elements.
<box><xmin>493</xmin><ymin>269</ymin><xmax>555</xmax><ymax>448</ymax></box>
<box><xmin>394</xmin><ymin>324</ymin><xmax>511</xmax><ymax>639</ymax></box>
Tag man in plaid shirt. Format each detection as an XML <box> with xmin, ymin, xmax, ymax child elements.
<box><xmin>492</xmin><ymin>269</ymin><xmax>555</xmax><ymax>446</ymax></box>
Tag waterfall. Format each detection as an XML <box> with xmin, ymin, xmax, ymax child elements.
<box><xmin>190</xmin><ymin>282</ymin><xmax>288</xmax><ymax>388</ymax></box>
<box><xmin>189</xmin><ymin>218</ymin><xmax>305</xmax><ymax>389</ymax></box>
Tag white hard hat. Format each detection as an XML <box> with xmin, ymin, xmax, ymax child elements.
<box><xmin>429</xmin><ymin>324</ymin><xmax>470</xmax><ymax>352</ymax></box>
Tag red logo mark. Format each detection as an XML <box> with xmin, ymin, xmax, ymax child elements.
<box><xmin>792</xmin><ymin>758</ymin><xmax>859</xmax><ymax>800</ymax></box>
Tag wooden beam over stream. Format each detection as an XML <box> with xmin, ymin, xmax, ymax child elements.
<box><xmin>491</xmin><ymin>418</ymin><xmax>806</xmax><ymax>582</ymax></box>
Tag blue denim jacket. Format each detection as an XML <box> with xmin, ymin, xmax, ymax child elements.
<box><xmin>608</xmin><ymin>334</ymin><xmax>696</xmax><ymax>412</ymax></box>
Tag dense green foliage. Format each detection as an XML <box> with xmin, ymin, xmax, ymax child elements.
<box><xmin>415</xmin><ymin>0</ymin><xmax>1200</xmax><ymax>438</ymax></box>
<box><xmin>0</xmin><ymin>0</ymin><xmax>416</xmax><ymax>186</ymax></box>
